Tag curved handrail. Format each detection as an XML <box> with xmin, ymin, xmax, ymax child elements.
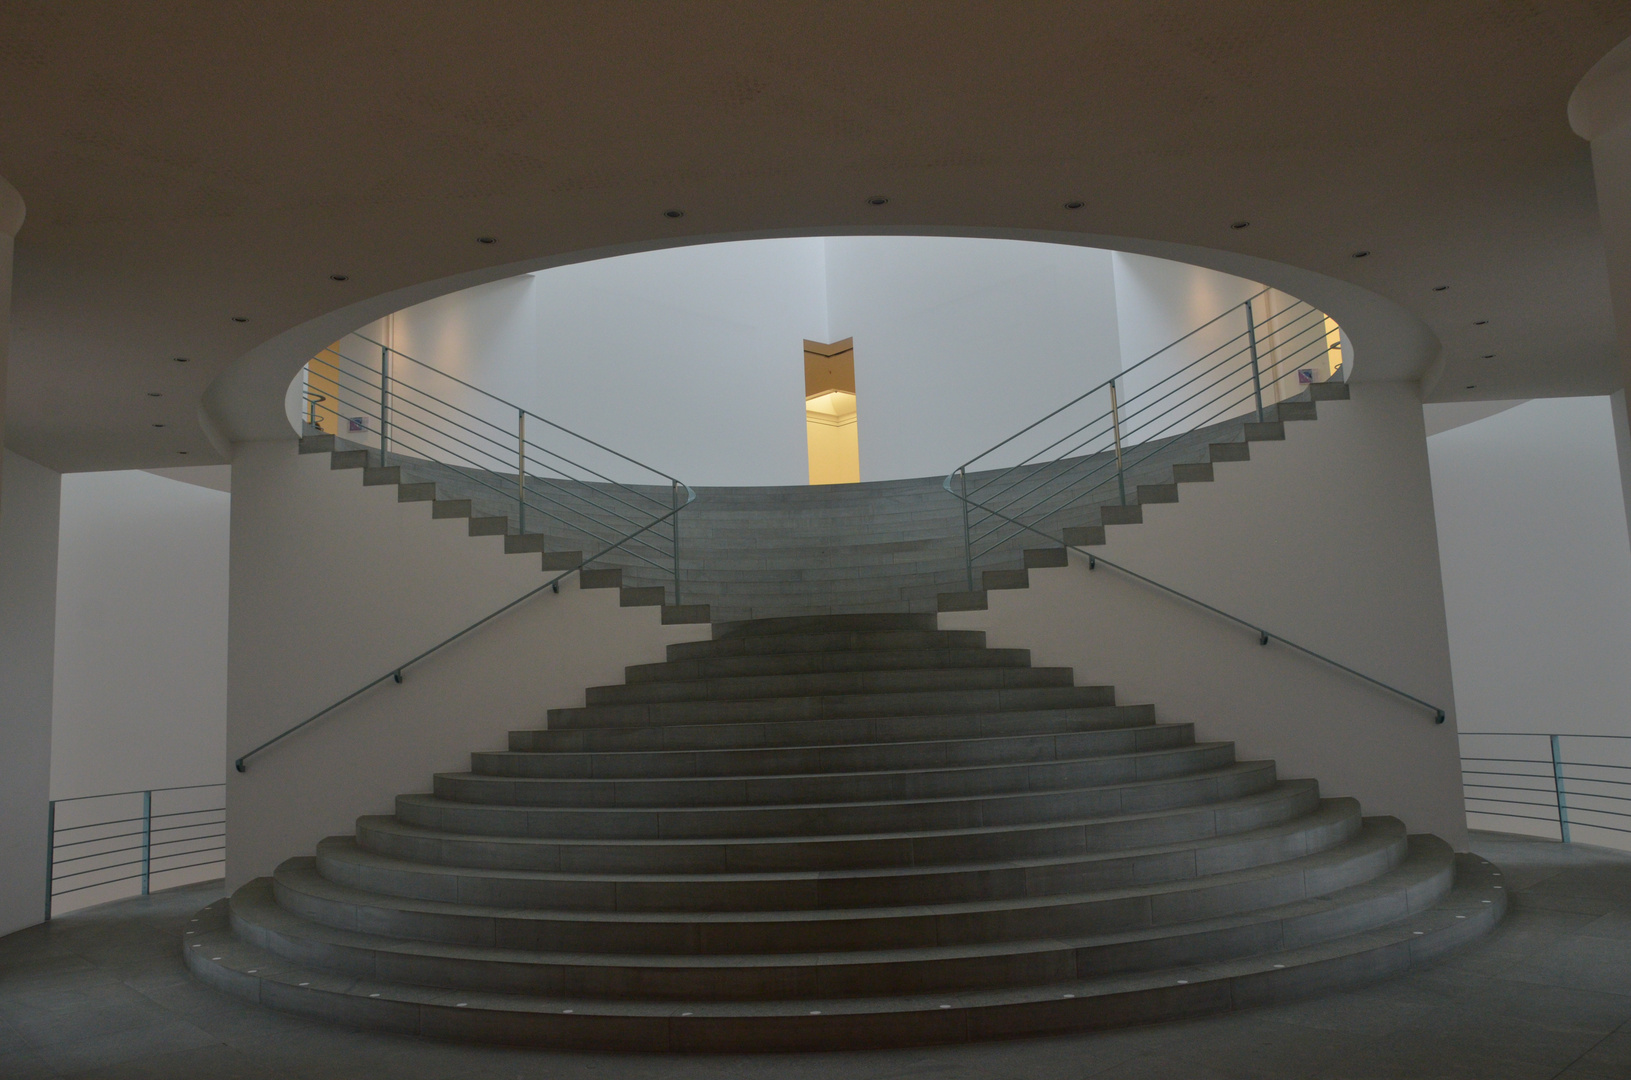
<box><xmin>233</xmin><ymin>484</ymin><xmax>696</xmax><ymax>773</ymax></box>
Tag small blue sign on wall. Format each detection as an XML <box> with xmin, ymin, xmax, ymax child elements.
<box><xmin>347</xmin><ymin>416</ymin><xmax>368</xmax><ymax>432</ymax></box>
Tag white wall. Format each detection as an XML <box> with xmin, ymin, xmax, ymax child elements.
<box><xmin>52</xmin><ymin>470</ymin><xmax>231</xmax><ymax>800</ymax></box>
<box><xmin>1428</xmin><ymin>396</ymin><xmax>1631</xmax><ymax>738</ymax></box>
<box><xmin>0</xmin><ymin>450</ymin><xmax>61</xmax><ymax>935</ymax></box>
<box><xmin>308</xmin><ymin>239</ymin><xmax>1292</xmax><ymax>486</ymax></box>
<box><xmin>822</xmin><ymin>237</ymin><xmax>1123</xmax><ymax>479</ymax></box>
<box><xmin>226</xmin><ymin>440</ymin><xmax>709</xmax><ymax>887</ymax></box>
<box><xmin>944</xmin><ymin>383</ymin><xmax>1469</xmax><ymax>847</ymax></box>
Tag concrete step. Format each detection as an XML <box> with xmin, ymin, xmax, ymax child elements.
<box><xmin>509</xmin><ymin>704</ymin><xmax>1157</xmax><ymax>755</ymax></box>
<box><xmin>667</xmin><ymin>629</ymin><xmax>987</xmax><ymax>660</ymax></box>
<box><xmin>315</xmin><ymin>798</ymin><xmax>1360</xmax><ymax>911</ymax></box>
<box><xmin>188</xmin><ymin>849</ymin><xmax>1501</xmax><ymax>1050</ymax></box>
<box><xmin>269</xmin><ymin>820</ymin><xmax>1407</xmax><ymax>966</ymax></box>
<box><xmin>626</xmin><ymin>647</ymin><xmax>1033</xmax><ymax>684</ymax></box>
<box><xmin>583</xmin><ymin>666</ymin><xmax>1076</xmax><ymax>707</ymax></box>
<box><xmin>358</xmin><ymin>779</ymin><xmax>1322</xmax><ymax>876</ymax></box>
<box><xmin>549</xmin><ymin>685</ymin><xmax>1118</xmax><ymax>730</ymax></box>
<box><xmin>433</xmin><ymin>742</ymin><xmax>1239</xmax><ymax>809</ymax></box>
<box><xmin>391</xmin><ymin>760</ymin><xmax>1281</xmax><ymax>841</ymax></box>
<box><xmin>714</xmin><ymin>613</ymin><xmax>939</xmax><ymax>639</ymax></box>
<box><xmin>484</xmin><ymin>720</ymin><xmax>1191</xmax><ymax>780</ymax></box>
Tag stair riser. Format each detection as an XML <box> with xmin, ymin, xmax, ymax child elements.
<box><xmin>479</xmin><ymin>723</ymin><xmax>1194</xmax><ymax>780</ymax></box>
<box><xmin>395</xmin><ymin>763</ymin><xmax>1278</xmax><ymax>840</ymax></box>
<box><xmin>510</xmin><ymin>705</ymin><xmax>1155</xmax><ymax>755</ymax></box>
<box><xmin>355</xmin><ymin>782</ymin><xmax>1321</xmax><ymax>874</ymax></box>
<box><xmin>713</xmin><ymin>614</ymin><xmax>937</xmax><ymax>638</ymax></box>
<box><xmin>269</xmin><ymin>829</ymin><xmax>1407</xmax><ymax>975</ymax></box>
<box><xmin>584</xmin><ymin>667</ymin><xmax>1076</xmax><ymax>707</ymax></box>
<box><xmin>279</xmin><ymin>830</ymin><xmax>1403</xmax><ymax>965</ymax></box>
<box><xmin>551</xmin><ymin>686</ymin><xmax>1118</xmax><ymax>729</ymax></box>
<box><xmin>626</xmin><ymin>648</ymin><xmax>1033</xmax><ymax>684</ymax></box>
<box><xmin>195</xmin><ymin>853</ymin><xmax>1496</xmax><ymax>1052</ymax></box>
<box><xmin>434</xmin><ymin>744</ymin><xmax>1239</xmax><ymax>808</ymax></box>
<box><xmin>317</xmin><ymin>803</ymin><xmax>1360</xmax><ymax>911</ymax></box>
<box><xmin>666</xmin><ymin>631</ymin><xmax>986</xmax><ymax>660</ymax></box>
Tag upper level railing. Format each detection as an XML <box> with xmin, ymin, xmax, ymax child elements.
<box><xmin>44</xmin><ymin>783</ymin><xmax>225</xmax><ymax>921</ymax></box>
<box><xmin>941</xmin><ymin>290</ymin><xmax>1449</xmax><ymax>727</ymax></box>
<box><xmin>1461</xmin><ymin>731</ymin><xmax>1631</xmax><ymax>845</ymax></box>
<box><xmin>945</xmin><ymin>288</ymin><xmax>1341</xmax><ymax>580</ymax></box>
<box><xmin>236</xmin><ymin>334</ymin><xmax>698</xmax><ymax>774</ymax></box>
<box><xmin>306</xmin><ymin>331</ymin><xmax>693</xmax><ymax>603</ymax></box>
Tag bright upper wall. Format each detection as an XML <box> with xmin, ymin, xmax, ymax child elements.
<box><xmin>1427</xmin><ymin>396</ymin><xmax>1631</xmax><ymax>738</ymax></box>
<box><xmin>323</xmin><ymin>238</ymin><xmax>1309</xmax><ymax>486</ymax></box>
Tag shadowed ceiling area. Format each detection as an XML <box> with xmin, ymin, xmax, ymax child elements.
<box><xmin>2</xmin><ymin>1</ymin><xmax>1629</xmax><ymax>470</ymax></box>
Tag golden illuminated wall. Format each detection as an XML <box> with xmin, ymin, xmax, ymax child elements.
<box><xmin>805</xmin><ymin>338</ymin><xmax>859</xmax><ymax>484</ymax></box>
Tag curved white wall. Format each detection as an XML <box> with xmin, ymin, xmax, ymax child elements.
<box><xmin>309</xmin><ymin>238</ymin><xmax>1321</xmax><ymax>486</ymax></box>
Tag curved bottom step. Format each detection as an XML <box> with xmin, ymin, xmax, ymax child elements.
<box><xmin>184</xmin><ymin>853</ymin><xmax>1505</xmax><ymax>1052</ymax></box>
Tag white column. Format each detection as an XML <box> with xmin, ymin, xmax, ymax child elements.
<box><xmin>1572</xmin><ymin>38</ymin><xmax>1631</xmax><ymax>546</ymax></box>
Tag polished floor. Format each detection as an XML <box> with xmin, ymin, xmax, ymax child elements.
<box><xmin>1</xmin><ymin>831</ymin><xmax>1628</xmax><ymax>1079</ymax></box>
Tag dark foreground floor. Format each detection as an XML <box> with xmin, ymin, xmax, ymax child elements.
<box><xmin>1</xmin><ymin>831</ymin><xmax>1628</xmax><ymax>1079</ymax></box>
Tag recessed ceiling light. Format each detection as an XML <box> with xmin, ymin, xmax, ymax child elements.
<box><xmin>1433</xmin><ymin>285</ymin><xmax>1448</xmax><ymax>292</ymax></box>
<box><xmin>147</xmin><ymin>391</ymin><xmax>162</xmax><ymax>397</ymax></box>
<box><xmin>866</xmin><ymin>195</ymin><xmax>890</xmax><ymax>206</ymax></box>
<box><xmin>1351</xmin><ymin>251</ymin><xmax>1370</xmax><ymax>259</ymax></box>
<box><xmin>173</xmin><ymin>356</ymin><xmax>189</xmax><ymax>363</ymax></box>
<box><xmin>1064</xmin><ymin>201</ymin><xmax>1084</xmax><ymax>210</ymax></box>
<box><xmin>1231</xmin><ymin>221</ymin><xmax>1250</xmax><ymax>229</ymax></box>
<box><xmin>476</xmin><ymin>236</ymin><xmax>497</xmax><ymax>244</ymax></box>
<box><xmin>152</xmin><ymin>422</ymin><xmax>166</xmax><ymax>428</ymax></box>
<box><xmin>663</xmin><ymin>209</ymin><xmax>685</xmax><ymax>219</ymax></box>
<box><xmin>329</xmin><ymin>274</ymin><xmax>349</xmax><ymax>282</ymax></box>
<box><xmin>232</xmin><ymin>316</ymin><xmax>248</xmax><ymax>323</ymax></box>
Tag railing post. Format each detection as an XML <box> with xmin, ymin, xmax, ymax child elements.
<box><xmin>44</xmin><ymin>801</ymin><xmax>54</xmax><ymax>923</ymax></box>
<box><xmin>379</xmin><ymin>344</ymin><xmax>391</xmax><ymax>466</ymax></box>
<box><xmin>141</xmin><ymin>790</ymin><xmax>152</xmax><ymax>895</ymax></box>
<box><xmin>1551</xmin><ymin>734</ymin><xmax>1572</xmax><ymax>843</ymax></box>
<box><xmin>516</xmin><ymin>410</ymin><xmax>527</xmax><ymax>535</ymax></box>
<box><xmin>959</xmin><ymin>466</ymin><xmax>974</xmax><ymax>591</ymax></box>
<box><xmin>1109</xmin><ymin>378</ymin><xmax>1127</xmax><ymax>506</ymax></box>
<box><xmin>1245</xmin><ymin>299</ymin><xmax>1264</xmax><ymax>422</ymax></box>
<box><xmin>671</xmin><ymin>480</ymin><xmax>683</xmax><ymax>606</ymax></box>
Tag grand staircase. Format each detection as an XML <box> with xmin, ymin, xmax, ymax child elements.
<box><xmin>189</xmin><ymin>612</ymin><xmax>1503</xmax><ymax>1051</ymax></box>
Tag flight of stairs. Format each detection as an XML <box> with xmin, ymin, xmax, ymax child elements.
<box><xmin>188</xmin><ymin>612</ymin><xmax>1503</xmax><ymax>1051</ymax></box>
<box><xmin>296</xmin><ymin>383</ymin><xmax>1352</xmax><ymax>623</ymax></box>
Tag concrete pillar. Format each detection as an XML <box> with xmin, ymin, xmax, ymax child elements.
<box><xmin>1572</xmin><ymin>38</ymin><xmax>1631</xmax><ymax>545</ymax></box>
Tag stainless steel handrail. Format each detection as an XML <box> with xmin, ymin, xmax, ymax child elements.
<box><xmin>233</xmin><ymin>485</ymin><xmax>695</xmax><ymax>773</ymax></box>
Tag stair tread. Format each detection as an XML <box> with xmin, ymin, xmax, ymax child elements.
<box><xmin>319</xmin><ymin>798</ymin><xmax>1360</xmax><ymax>890</ymax></box>
<box><xmin>402</xmin><ymin>759</ymin><xmax>1276</xmax><ymax>820</ymax></box>
<box><xmin>223</xmin><ymin>829</ymin><xmax>1449</xmax><ymax>969</ymax></box>
<box><xmin>189</xmin><ymin>851</ymin><xmax>1496</xmax><ymax>1050</ymax></box>
<box><xmin>360</xmin><ymin>779</ymin><xmax>1319</xmax><ymax>852</ymax></box>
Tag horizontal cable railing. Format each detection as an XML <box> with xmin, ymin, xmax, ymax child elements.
<box><xmin>942</xmin><ymin>291</ymin><xmax>1446</xmax><ymax>726</ymax></box>
<box><xmin>237</xmin><ymin>335</ymin><xmax>697</xmax><ymax>773</ymax></box>
<box><xmin>1461</xmin><ymin>732</ymin><xmax>1631</xmax><ymax>844</ymax></box>
<box><xmin>45</xmin><ymin>783</ymin><xmax>225</xmax><ymax>920</ymax></box>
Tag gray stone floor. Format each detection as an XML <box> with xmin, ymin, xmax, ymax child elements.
<box><xmin>1</xmin><ymin>831</ymin><xmax>1628</xmax><ymax>1079</ymax></box>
